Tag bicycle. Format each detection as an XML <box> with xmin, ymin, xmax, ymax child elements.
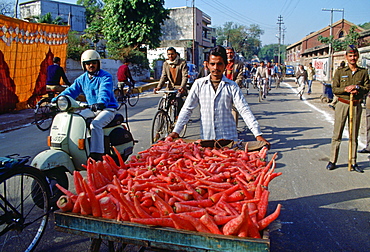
<box><xmin>33</xmin><ymin>91</ymin><xmax>59</xmax><ymax>131</ymax></box>
<box><xmin>0</xmin><ymin>155</ymin><xmax>51</xmax><ymax>252</ymax></box>
<box><xmin>257</xmin><ymin>78</ymin><xmax>268</xmax><ymax>102</ymax></box>
<box><xmin>151</xmin><ymin>90</ymin><xmax>187</xmax><ymax>143</ymax></box>
<box><xmin>114</xmin><ymin>82</ymin><xmax>140</xmax><ymax>109</ymax></box>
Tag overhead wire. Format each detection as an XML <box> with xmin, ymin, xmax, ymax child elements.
<box><xmin>198</xmin><ymin>0</ymin><xmax>276</xmax><ymax>31</ymax></box>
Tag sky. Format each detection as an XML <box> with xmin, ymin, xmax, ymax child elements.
<box><xmin>20</xmin><ymin>0</ymin><xmax>370</xmax><ymax>46</ymax></box>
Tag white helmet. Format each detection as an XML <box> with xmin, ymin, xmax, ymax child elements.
<box><xmin>81</xmin><ymin>49</ymin><xmax>101</xmax><ymax>71</ymax></box>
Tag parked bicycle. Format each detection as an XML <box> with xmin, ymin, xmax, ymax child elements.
<box><xmin>151</xmin><ymin>90</ymin><xmax>187</xmax><ymax>143</ymax></box>
<box><xmin>114</xmin><ymin>82</ymin><xmax>140</xmax><ymax>109</ymax></box>
<box><xmin>0</xmin><ymin>155</ymin><xmax>51</xmax><ymax>252</ymax></box>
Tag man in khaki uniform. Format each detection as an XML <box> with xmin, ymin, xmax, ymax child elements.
<box><xmin>326</xmin><ymin>45</ymin><xmax>370</xmax><ymax>172</ymax></box>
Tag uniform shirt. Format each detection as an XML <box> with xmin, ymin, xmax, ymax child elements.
<box><xmin>332</xmin><ymin>65</ymin><xmax>370</xmax><ymax>100</ymax></box>
<box><xmin>173</xmin><ymin>75</ymin><xmax>262</xmax><ymax>140</ymax></box>
<box><xmin>55</xmin><ymin>69</ymin><xmax>118</xmax><ymax>109</ymax></box>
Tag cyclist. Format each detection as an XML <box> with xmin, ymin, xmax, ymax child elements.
<box><xmin>117</xmin><ymin>58</ymin><xmax>135</xmax><ymax>99</ymax></box>
<box><xmin>168</xmin><ymin>45</ymin><xmax>270</xmax><ymax>149</ymax></box>
<box><xmin>266</xmin><ymin>61</ymin><xmax>275</xmax><ymax>90</ymax></box>
<box><xmin>52</xmin><ymin>49</ymin><xmax>118</xmax><ymax>161</ymax></box>
<box><xmin>46</xmin><ymin>57</ymin><xmax>70</xmax><ymax>93</ymax></box>
<box><xmin>154</xmin><ymin>47</ymin><xmax>188</xmax><ymax>116</ymax></box>
<box><xmin>250</xmin><ymin>63</ymin><xmax>258</xmax><ymax>88</ymax></box>
<box><xmin>255</xmin><ymin>61</ymin><xmax>269</xmax><ymax>98</ymax></box>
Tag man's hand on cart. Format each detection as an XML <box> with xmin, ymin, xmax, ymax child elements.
<box><xmin>256</xmin><ymin>135</ymin><xmax>271</xmax><ymax>150</ymax></box>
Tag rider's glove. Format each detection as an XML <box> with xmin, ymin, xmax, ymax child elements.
<box><xmin>91</xmin><ymin>103</ymin><xmax>106</xmax><ymax>112</ymax></box>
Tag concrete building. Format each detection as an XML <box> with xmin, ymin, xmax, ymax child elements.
<box><xmin>147</xmin><ymin>6</ymin><xmax>216</xmax><ymax>71</ymax></box>
<box><xmin>19</xmin><ymin>0</ymin><xmax>86</xmax><ymax>32</ymax></box>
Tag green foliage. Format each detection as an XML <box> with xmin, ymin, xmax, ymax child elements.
<box><xmin>77</xmin><ymin>0</ymin><xmax>104</xmax><ymax>48</ymax></box>
<box><xmin>109</xmin><ymin>47</ymin><xmax>149</xmax><ymax>69</ymax></box>
<box><xmin>358</xmin><ymin>22</ymin><xmax>370</xmax><ymax>30</ymax></box>
<box><xmin>77</xmin><ymin>0</ymin><xmax>103</xmax><ymax>25</ymax></box>
<box><xmin>102</xmin><ymin>0</ymin><xmax>169</xmax><ymax>55</ymax></box>
<box><xmin>258</xmin><ymin>44</ymin><xmax>286</xmax><ymax>62</ymax></box>
<box><xmin>30</xmin><ymin>13</ymin><xmax>65</xmax><ymax>25</ymax></box>
<box><xmin>67</xmin><ymin>31</ymin><xmax>90</xmax><ymax>61</ymax></box>
<box><xmin>216</xmin><ymin>22</ymin><xmax>264</xmax><ymax>61</ymax></box>
<box><xmin>318</xmin><ymin>26</ymin><xmax>361</xmax><ymax>52</ymax></box>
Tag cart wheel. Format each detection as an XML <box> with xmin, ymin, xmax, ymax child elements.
<box><xmin>322</xmin><ymin>97</ymin><xmax>330</xmax><ymax>103</ymax></box>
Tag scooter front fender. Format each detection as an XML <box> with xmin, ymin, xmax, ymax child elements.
<box><xmin>31</xmin><ymin>149</ymin><xmax>75</xmax><ymax>174</ymax></box>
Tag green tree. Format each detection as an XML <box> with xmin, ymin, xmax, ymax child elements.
<box><xmin>102</xmin><ymin>0</ymin><xmax>169</xmax><ymax>57</ymax></box>
<box><xmin>318</xmin><ymin>26</ymin><xmax>361</xmax><ymax>52</ymax></box>
<box><xmin>359</xmin><ymin>22</ymin><xmax>370</xmax><ymax>30</ymax></box>
<box><xmin>67</xmin><ymin>31</ymin><xmax>90</xmax><ymax>61</ymax></box>
<box><xmin>30</xmin><ymin>13</ymin><xmax>65</xmax><ymax>25</ymax></box>
<box><xmin>258</xmin><ymin>44</ymin><xmax>286</xmax><ymax>62</ymax></box>
<box><xmin>216</xmin><ymin>22</ymin><xmax>263</xmax><ymax>61</ymax></box>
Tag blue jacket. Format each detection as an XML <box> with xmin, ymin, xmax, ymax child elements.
<box><xmin>54</xmin><ymin>70</ymin><xmax>118</xmax><ymax>109</ymax></box>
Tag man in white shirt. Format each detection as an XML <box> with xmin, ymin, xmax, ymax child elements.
<box><xmin>169</xmin><ymin>46</ymin><xmax>270</xmax><ymax>148</ymax></box>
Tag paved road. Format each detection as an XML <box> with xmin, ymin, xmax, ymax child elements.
<box><xmin>0</xmin><ymin>78</ymin><xmax>369</xmax><ymax>251</ymax></box>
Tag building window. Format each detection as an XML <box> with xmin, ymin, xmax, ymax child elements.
<box><xmin>338</xmin><ymin>31</ymin><xmax>344</xmax><ymax>38</ymax></box>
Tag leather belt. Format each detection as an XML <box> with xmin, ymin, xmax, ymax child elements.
<box><xmin>338</xmin><ymin>97</ymin><xmax>361</xmax><ymax>106</ymax></box>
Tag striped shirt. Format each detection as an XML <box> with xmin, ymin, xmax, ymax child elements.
<box><xmin>173</xmin><ymin>75</ymin><xmax>262</xmax><ymax>140</ymax></box>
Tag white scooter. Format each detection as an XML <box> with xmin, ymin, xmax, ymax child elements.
<box><xmin>31</xmin><ymin>95</ymin><xmax>135</xmax><ymax>205</ymax></box>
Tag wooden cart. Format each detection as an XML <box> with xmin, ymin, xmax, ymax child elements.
<box><xmin>54</xmin><ymin>212</ymin><xmax>270</xmax><ymax>252</ymax></box>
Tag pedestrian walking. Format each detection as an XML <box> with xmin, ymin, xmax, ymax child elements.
<box><xmin>306</xmin><ymin>62</ymin><xmax>315</xmax><ymax>94</ymax></box>
<box><xmin>296</xmin><ymin>65</ymin><xmax>307</xmax><ymax>100</ymax></box>
<box><xmin>326</xmin><ymin>45</ymin><xmax>370</xmax><ymax>172</ymax></box>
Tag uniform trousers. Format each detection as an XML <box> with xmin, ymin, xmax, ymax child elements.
<box><xmin>330</xmin><ymin>100</ymin><xmax>362</xmax><ymax>164</ymax></box>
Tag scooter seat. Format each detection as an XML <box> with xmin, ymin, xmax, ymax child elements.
<box><xmin>105</xmin><ymin>114</ymin><xmax>124</xmax><ymax>128</ymax></box>
<box><xmin>85</xmin><ymin>113</ymin><xmax>124</xmax><ymax>128</ymax></box>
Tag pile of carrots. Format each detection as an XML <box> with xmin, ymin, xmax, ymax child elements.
<box><xmin>56</xmin><ymin>138</ymin><xmax>282</xmax><ymax>239</ymax></box>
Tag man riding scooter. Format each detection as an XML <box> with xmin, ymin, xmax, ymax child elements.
<box><xmin>52</xmin><ymin>49</ymin><xmax>118</xmax><ymax>161</ymax></box>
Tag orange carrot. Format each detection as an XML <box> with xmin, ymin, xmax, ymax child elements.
<box><xmin>81</xmin><ymin>178</ymin><xmax>101</xmax><ymax>217</ymax></box>
<box><xmin>73</xmin><ymin>171</ymin><xmax>85</xmax><ymax>195</ymax></box>
<box><xmin>169</xmin><ymin>213</ymin><xmax>196</xmax><ymax>231</ymax></box>
<box><xmin>56</xmin><ymin>183</ymin><xmax>77</xmax><ymax>203</ymax></box>
<box><xmin>99</xmin><ymin>196</ymin><xmax>118</xmax><ymax>219</ymax></box>
<box><xmin>200</xmin><ymin>213</ymin><xmax>222</xmax><ymax>235</ymax></box>
<box><xmin>79</xmin><ymin>192</ymin><xmax>92</xmax><ymax>215</ymax></box>
<box><xmin>222</xmin><ymin>204</ymin><xmax>248</xmax><ymax>236</ymax></box>
<box><xmin>56</xmin><ymin>195</ymin><xmax>74</xmax><ymax>212</ymax></box>
<box><xmin>258</xmin><ymin>204</ymin><xmax>282</xmax><ymax>231</ymax></box>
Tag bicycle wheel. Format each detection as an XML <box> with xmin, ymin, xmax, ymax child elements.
<box><xmin>151</xmin><ymin>110</ymin><xmax>170</xmax><ymax>144</ymax></box>
<box><xmin>128</xmin><ymin>88</ymin><xmax>140</xmax><ymax>107</ymax></box>
<box><xmin>34</xmin><ymin>98</ymin><xmax>55</xmax><ymax>131</ymax></box>
<box><xmin>157</xmin><ymin>97</ymin><xmax>166</xmax><ymax>110</ymax></box>
<box><xmin>0</xmin><ymin>166</ymin><xmax>50</xmax><ymax>252</ymax></box>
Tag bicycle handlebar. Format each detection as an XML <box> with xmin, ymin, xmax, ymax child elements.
<box><xmin>155</xmin><ymin>90</ymin><xmax>178</xmax><ymax>94</ymax></box>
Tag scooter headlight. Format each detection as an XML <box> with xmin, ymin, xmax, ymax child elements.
<box><xmin>57</xmin><ymin>95</ymin><xmax>71</xmax><ymax>111</ymax></box>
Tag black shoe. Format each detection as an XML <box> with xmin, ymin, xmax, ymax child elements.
<box><xmin>350</xmin><ymin>164</ymin><xmax>364</xmax><ymax>173</ymax></box>
<box><xmin>328</xmin><ymin>104</ymin><xmax>335</xmax><ymax>110</ymax></box>
<box><xmin>358</xmin><ymin>148</ymin><xmax>370</xmax><ymax>154</ymax></box>
<box><xmin>326</xmin><ymin>162</ymin><xmax>336</xmax><ymax>170</ymax></box>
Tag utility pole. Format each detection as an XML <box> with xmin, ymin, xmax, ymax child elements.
<box><xmin>322</xmin><ymin>8</ymin><xmax>344</xmax><ymax>81</ymax></box>
<box><xmin>192</xmin><ymin>0</ymin><xmax>195</xmax><ymax>65</ymax></box>
<box><xmin>277</xmin><ymin>15</ymin><xmax>284</xmax><ymax>64</ymax></box>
